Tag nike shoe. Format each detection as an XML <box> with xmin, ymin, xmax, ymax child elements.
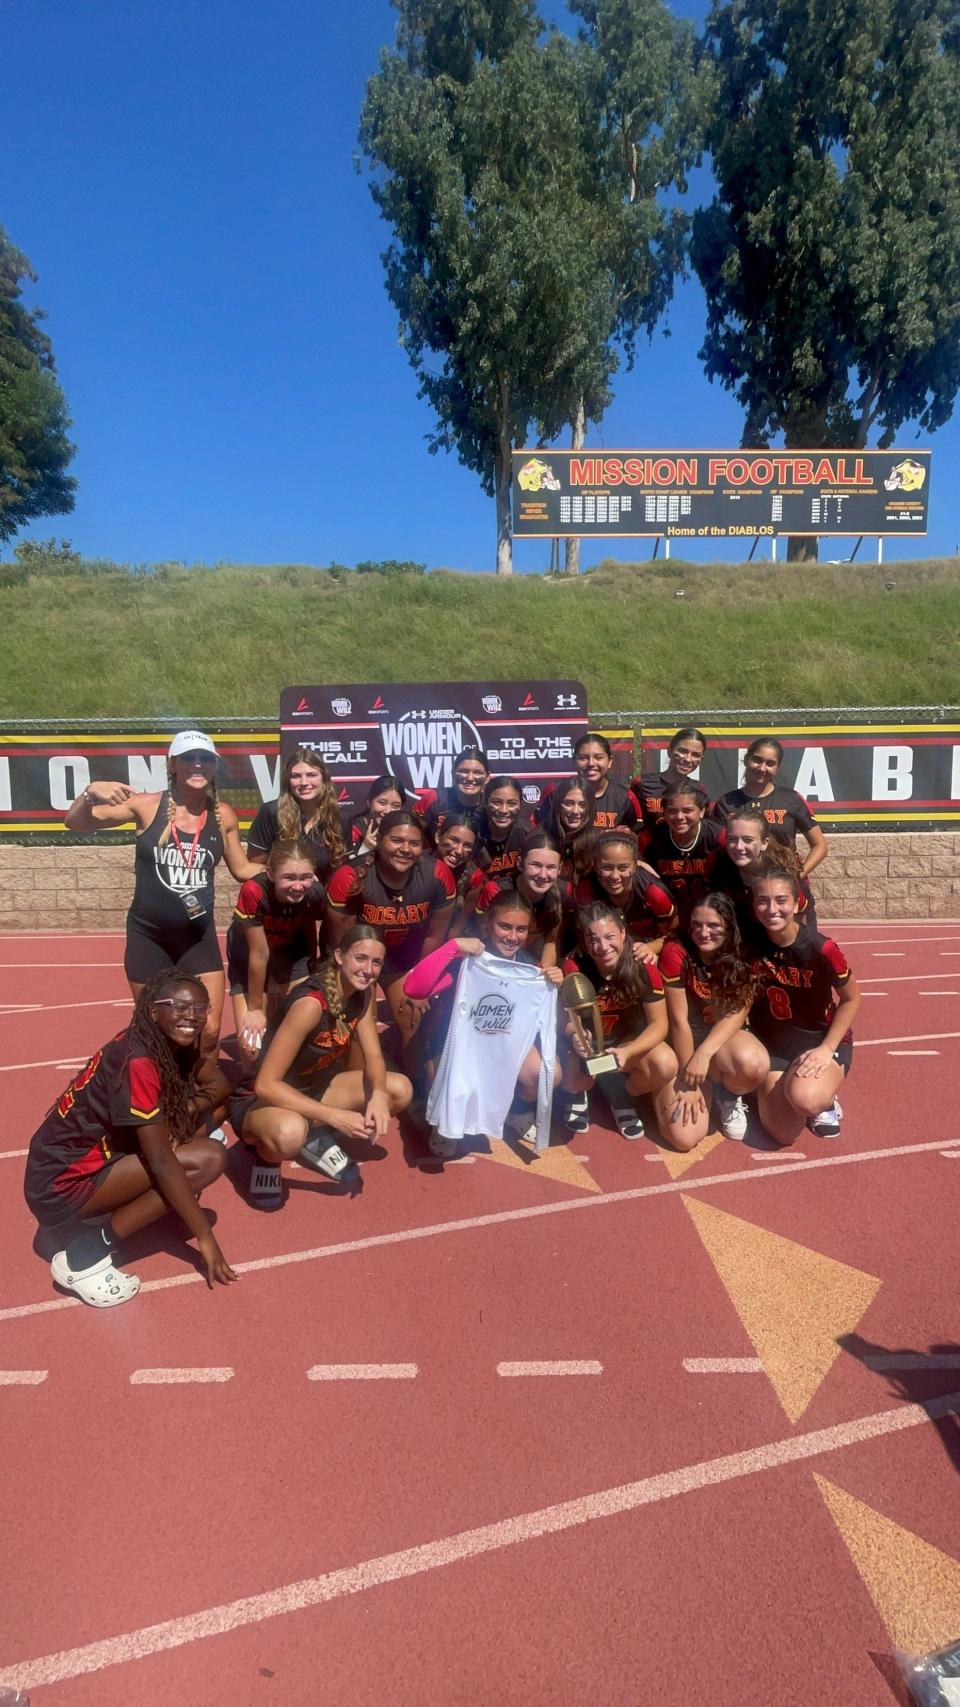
<box><xmin>249</xmin><ymin>1162</ymin><xmax>284</xmax><ymax>1210</ymax></box>
<box><xmin>298</xmin><ymin>1128</ymin><xmax>362</xmax><ymax>1190</ymax></box>
<box><xmin>808</xmin><ymin>1098</ymin><xmax>843</xmax><ymax>1138</ymax></box>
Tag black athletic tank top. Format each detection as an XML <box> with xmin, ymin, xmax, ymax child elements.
<box><xmin>128</xmin><ymin>793</ymin><xmax>224</xmax><ymax>935</ymax></box>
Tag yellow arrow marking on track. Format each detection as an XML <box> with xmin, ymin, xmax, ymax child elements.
<box><xmin>815</xmin><ymin>1475</ymin><xmax>960</xmax><ymax>1658</ymax></box>
<box><xmin>481</xmin><ymin>1137</ymin><xmax>602</xmax><ymax>1193</ymax></box>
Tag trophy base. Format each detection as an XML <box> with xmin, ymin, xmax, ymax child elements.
<box><xmin>585</xmin><ymin>1053</ymin><xmax>619</xmax><ymax>1078</ymax></box>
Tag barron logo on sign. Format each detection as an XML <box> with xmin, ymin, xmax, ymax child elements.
<box><xmin>369</xmin><ymin>695</ymin><xmax>388</xmax><ymax>715</ymax></box>
<box><xmin>518</xmin><ymin>691</ymin><xmax>539</xmax><ymax>711</ymax></box>
<box><xmin>293</xmin><ymin>697</ymin><xmax>311</xmax><ymax>715</ymax></box>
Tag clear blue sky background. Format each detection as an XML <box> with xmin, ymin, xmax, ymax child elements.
<box><xmin>5</xmin><ymin>0</ymin><xmax>957</xmax><ymax>573</ymax></box>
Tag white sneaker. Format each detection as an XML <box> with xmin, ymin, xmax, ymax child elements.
<box><xmin>428</xmin><ymin>1127</ymin><xmax>459</xmax><ymax>1159</ymax></box>
<box><xmin>207</xmin><ymin>1126</ymin><xmax>228</xmax><ymax>1145</ymax></box>
<box><xmin>716</xmin><ymin>1093</ymin><xmax>748</xmax><ymax>1141</ymax></box>
<box><xmin>249</xmin><ymin>1162</ymin><xmax>284</xmax><ymax>1208</ymax></box>
<box><xmin>808</xmin><ymin>1098</ymin><xmax>843</xmax><ymax>1138</ymax></box>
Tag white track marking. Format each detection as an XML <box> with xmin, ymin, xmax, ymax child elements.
<box><xmin>0</xmin><ymin>1004</ymin><xmax>42</xmax><ymax>1012</ymax></box>
<box><xmin>919</xmin><ymin>991</ymin><xmax>959</xmax><ymax>996</ymax></box>
<box><xmin>857</xmin><ymin>1031</ymin><xmax>960</xmax><ymax>1048</ymax></box>
<box><xmin>859</xmin><ymin>971</ymin><xmax>960</xmax><ymax>984</ymax></box>
<box><xmin>941</xmin><ymin>1150</ymin><xmax>960</xmax><ymax>1158</ymax></box>
<box><xmin>496</xmin><ymin>1361</ymin><xmax>602</xmax><ymax>1377</ymax></box>
<box><xmin>306</xmin><ymin>1364</ymin><xmax>417</xmax><ymax>1381</ymax></box>
<box><xmin>3</xmin><ymin>1134</ymin><xmax>959</xmax><ymax>1325</ymax></box>
<box><xmin>2</xmin><ymin>1392</ymin><xmax>957</xmax><ymax>1692</ymax></box>
<box><xmin>0</xmin><ymin>1150</ymin><xmax>29</xmax><ymax>1161</ymax></box>
<box><xmin>0</xmin><ymin>1058</ymin><xmax>93</xmax><ymax>1075</ymax></box>
<box><xmin>860</xmin><ymin>992</ymin><xmax>887</xmax><ymax>998</ymax></box>
<box><xmin>0</xmin><ymin>1370</ymin><xmax>47</xmax><ymax>1386</ymax></box>
<box><xmin>864</xmin><ymin>1354</ymin><xmax>960</xmax><ymax>1370</ymax></box>
<box><xmin>833</xmin><ymin>933</ymin><xmax>960</xmax><ymax>945</ymax></box>
<box><xmin>0</xmin><ymin>962</ymin><xmax>122</xmax><ymax>970</ymax></box>
<box><xmin>889</xmin><ymin>1050</ymin><xmax>940</xmax><ymax>1056</ymax></box>
<box><xmin>871</xmin><ymin>952</ymin><xmax>905</xmax><ymax>957</ymax></box>
<box><xmin>942</xmin><ymin>952</ymin><xmax>960</xmax><ymax>957</ymax></box>
<box><xmin>0</xmin><ymin>997</ymin><xmax>131</xmax><ymax>1017</ymax></box>
<box><xmin>129</xmin><ymin>1368</ymin><xmax>234</xmax><ymax>1385</ymax></box>
<box><xmin>683</xmin><ymin>1358</ymin><xmax>764</xmax><ymax>1374</ymax></box>
<box><xmin>0</xmin><ymin>930</ymin><xmax>127</xmax><ymax>939</ymax></box>
<box><xmin>749</xmin><ymin>1150</ymin><xmax>805</xmax><ymax>1160</ymax></box>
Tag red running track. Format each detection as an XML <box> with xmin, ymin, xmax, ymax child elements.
<box><xmin>1</xmin><ymin>923</ymin><xmax>960</xmax><ymax>1704</ymax></box>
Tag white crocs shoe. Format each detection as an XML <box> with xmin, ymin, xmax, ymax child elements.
<box><xmin>51</xmin><ymin>1250</ymin><xmax>140</xmax><ymax>1308</ymax></box>
<box><xmin>716</xmin><ymin>1092</ymin><xmax>748</xmax><ymax>1141</ymax></box>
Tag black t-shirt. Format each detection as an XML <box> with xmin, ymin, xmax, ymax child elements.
<box><xmin>711</xmin><ymin>851</ymin><xmax>818</xmax><ymax>944</ymax></box>
<box><xmin>633</xmin><ymin>769</ymin><xmax>673</xmax><ymax>831</ymax></box>
<box><xmin>572</xmin><ymin>867</ymin><xmax>677</xmax><ymax>943</ymax></box>
<box><xmin>227</xmin><ymin>871</ymin><xmax>325</xmax><ymax>982</ymax></box>
<box><xmin>643</xmin><ymin>819</ymin><xmax>725</xmax><ymax>924</ymax></box>
<box><xmin>326</xmin><ymin>854</ymin><xmax>456</xmax><ymax>969</ymax></box>
<box><xmin>711</xmin><ymin>786</ymin><xmax>817</xmax><ymax>849</ymax></box>
<box><xmin>562</xmin><ymin>950</ymin><xmax>664</xmax><ymax>1046</ymax></box>
<box><xmin>474</xmin><ymin>821</ymin><xmax>529</xmax><ymax>879</ymax></box>
<box><xmin>588</xmin><ymin>777</ymin><xmax>640</xmax><ymax>832</ymax></box>
<box><xmin>246</xmin><ymin>798</ymin><xmax>334</xmax><ymax>876</ymax></box>
<box><xmin>749</xmin><ymin>921</ymin><xmax>851</xmax><ymax>1042</ymax></box>
<box><xmin>415</xmin><ymin>787</ymin><xmax>483</xmax><ymax>842</ymax></box>
<box><xmin>266</xmin><ymin>978</ymin><xmax>370</xmax><ymax>1090</ymax></box>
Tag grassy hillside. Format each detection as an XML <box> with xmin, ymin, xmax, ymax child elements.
<box><xmin>2</xmin><ymin>555</ymin><xmax>958</xmax><ymax>717</ymax></box>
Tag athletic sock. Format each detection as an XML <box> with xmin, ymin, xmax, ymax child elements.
<box><xmin>64</xmin><ymin>1221</ymin><xmax>113</xmax><ymax>1272</ymax></box>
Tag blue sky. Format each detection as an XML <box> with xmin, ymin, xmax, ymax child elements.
<box><xmin>5</xmin><ymin>0</ymin><xmax>957</xmax><ymax>572</ymax></box>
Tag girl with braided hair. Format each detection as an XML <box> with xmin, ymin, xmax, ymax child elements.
<box><xmin>227</xmin><ymin>924</ymin><xmax>412</xmax><ymax>1207</ymax></box>
<box><xmin>64</xmin><ymin>731</ymin><xmax>257</xmax><ymax>1055</ymax></box>
<box><xmin>246</xmin><ymin>745</ymin><xmax>346</xmax><ymax>875</ymax></box>
<box><xmin>658</xmin><ymin>893</ymin><xmax>769</xmax><ymax>1147</ymax></box>
<box><xmin>561</xmin><ymin>901</ymin><xmax>676</xmax><ymax>1141</ymax></box>
<box><xmin>24</xmin><ymin>971</ymin><xmax>235</xmax><ymax>1307</ymax></box>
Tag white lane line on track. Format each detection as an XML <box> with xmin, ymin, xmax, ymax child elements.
<box><xmin>3</xmin><ymin>1133</ymin><xmax>959</xmax><ymax>1324</ymax></box>
<box><xmin>0</xmin><ymin>1057</ymin><xmax>92</xmax><ymax>1075</ymax></box>
<box><xmin>942</xmin><ymin>952</ymin><xmax>960</xmax><ymax>957</ymax></box>
<box><xmin>129</xmin><ymin>1368</ymin><xmax>234</xmax><ymax>1385</ymax></box>
<box><xmin>941</xmin><ymin>1150</ymin><xmax>960</xmax><ymax>1158</ymax></box>
<box><xmin>749</xmin><ymin>1150</ymin><xmax>805</xmax><ymax>1160</ymax></box>
<box><xmin>0</xmin><ymin>1150</ymin><xmax>29</xmax><ymax>1161</ymax></box>
<box><xmin>864</xmin><ymin>1354</ymin><xmax>960</xmax><ymax>1370</ymax></box>
<box><xmin>497</xmin><ymin>1361</ymin><xmax>602</xmax><ymax>1377</ymax></box>
<box><xmin>0</xmin><ymin>997</ymin><xmax>131</xmax><ymax>1017</ymax></box>
<box><xmin>0</xmin><ymin>1370</ymin><xmax>47</xmax><ymax>1385</ymax></box>
<box><xmin>919</xmin><ymin>991</ymin><xmax>959</xmax><ymax>996</ymax></box>
<box><xmin>834</xmin><ymin>933</ymin><xmax>960</xmax><ymax>945</ymax></box>
<box><xmin>683</xmin><ymin>1358</ymin><xmax>764</xmax><ymax>1374</ymax></box>
<box><xmin>857</xmin><ymin>1031</ymin><xmax>960</xmax><ymax>1048</ymax></box>
<box><xmin>871</xmin><ymin>952</ymin><xmax>905</xmax><ymax>957</ymax></box>
<box><xmin>0</xmin><ymin>962</ymin><xmax>123</xmax><ymax>970</ymax></box>
<box><xmin>860</xmin><ymin>992</ymin><xmax>887</xmax><ymax>998</ymax></box>
<box><xmin>0</xmin><ymin>1004</ymin><xmax>43</xmax><ymax>1012</ymax></box>
<box><xmin>858</xmin><ymin>971</ymin><xmax>960</xmax><ymax>984</ymax></box>
<box><xmin>889</xmin><ymin>1050</ymin><xmax>940</xmax><ymax>1056</ymax></box>
<box><xmin>307</xmin><ymin>1364</ymin><xmax>417</xmax><ymax>1381</ymax></box>
<box><xmin>3</xmin><ymin>1391</ymin><xmax>957</xmax><ymax>1693</ymax></box>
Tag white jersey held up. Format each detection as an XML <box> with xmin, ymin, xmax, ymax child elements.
<box><xmin>426</xmin><ymin>952</ymin><xmax>558</xmax><ymax>1150</ymax></box>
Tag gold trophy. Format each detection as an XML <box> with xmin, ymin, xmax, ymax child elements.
<box><xmin>561</xmin><ymin>972</ymin><xmax>618</xmax><ymax>1077</ymax></box>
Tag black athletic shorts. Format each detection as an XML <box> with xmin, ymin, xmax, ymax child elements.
<box><xmin>124</xmin><ymin>919</ymin><xmax>223</xmax><ymax>982</ymax></box>
<box><xmin>760</xmin><ymin>1026</ymin><xmax>853</xmax><ymax>1077</ymax></box>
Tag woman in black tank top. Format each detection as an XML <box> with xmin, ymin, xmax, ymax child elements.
<box><xmin>64</xmin><ymin>730</ymin><xmax>257</xmax><ymax>1054</ymax></box>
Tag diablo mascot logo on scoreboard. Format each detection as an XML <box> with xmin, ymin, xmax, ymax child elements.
<box><xmin>381</xmin><ymin>706</ymin><xmax>484</xmax><ymax>793</ymax></box>
<box><xmin>278</xmin><ymin>682</ymin><xmax>589</xmax><ymax>816</ymax></box>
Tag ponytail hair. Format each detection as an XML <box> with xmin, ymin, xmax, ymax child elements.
<box><xmin>729</xmin><ymin>806</ymin><xmax>803</xmax><ymax>883</ymax></box>
<box><xmin>746</xmin><ymin>735</ymin><xmax>784</xmax><ymax>766</ymax></box>
<box><xmin>669</xmin><ymin>726</ymin><xmax>708</xmax><ymax>755</ymax></box>
<box><xmin>663</xmin><ymin>780</ymin><xmax>710</xmax><ymax>813</ymax></box>
<box><xmin>266</xmin><ymin>835</ymin><xmax>316</xmax><ymax>875</ymax></box>
<box><xmin>576</xmin><ymin>900</ymin><xmax>650</xmax><ymax>1006</ymax></box>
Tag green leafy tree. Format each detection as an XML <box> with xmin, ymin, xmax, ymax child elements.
<box><xmin>692</xmin><ymin>0</ymin><xmax>960</xmax><ymax>559</ymax></box>
<box><xmin>0</xmin><ymin>227</ymin><xmax>76</xmax><ymax>543</ymax></box>
<box><xmin>361</xmin><ymin>1</ymin><xmax>629</xmax><ymax>572</ymax></box>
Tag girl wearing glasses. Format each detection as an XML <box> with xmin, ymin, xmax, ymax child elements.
<box><xmin>24</xmin><ymin>972</ymin><xmax>236</xmax><ymax>1307</ymax></box>
<box><xmin>64</xmin><ymin>730</ymin><xmax>257</xmax><ymax>1055</ymax></box>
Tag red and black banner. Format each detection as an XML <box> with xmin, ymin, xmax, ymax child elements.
<box><xmin>512</xmin><ymin>448</ymin><xmax>932</xmax><ymax>539</ymax></box>
<box><xmin>279</xmin><ymin>681</ymin><xmax>589</xmax><ymax>813</ymax></box>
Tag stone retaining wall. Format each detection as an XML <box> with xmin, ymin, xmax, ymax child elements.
<box><xmin>1</xmin><ymin>832</ymin><xmax>959</xmax><ymax>929</ymax></box>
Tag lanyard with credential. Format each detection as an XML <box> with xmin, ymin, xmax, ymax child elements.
<box><xmin>170</xmin><ymin>812</ymin><xmax>207</xmax><ymax>871</ymax></box>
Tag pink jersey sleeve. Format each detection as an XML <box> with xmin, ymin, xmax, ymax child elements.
<box><xmin>402</xmin><ymin>938</ymin><xmax>464</xmax><ymax>1001</ymax></box>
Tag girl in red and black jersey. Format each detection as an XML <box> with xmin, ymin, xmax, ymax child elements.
<box><xmin>416</xmin><ymin>746</ymin><xmax>489</xmax><ymax>841</ymax></box>
<box><xmin>63</xmin><ymin>730</ymin><xmax>257</xmax><ymax>1057</ymax></box>
<box><xmin>473</xmin><ymin>832</ymin><xmax>563</xmax><ymax>966</ymax></box>
<box><xmin>228</xmin><ymin>925</ymin><xmax>413</xmax><ymax>1206</ymax></box>
<box><xmin>633</xmin><ymin>726</ymin><xmax>708</xmax><ymax>834</ymax></box>
<box><xmin>541</xmin><ymin>775</ymin><xmax>597</xmax><ymax>881</ymax></box>
<box><xmin>713</xmin><ymin>805</ymin><xmax>818</xmax><ymax>940</ymax></box>
<box><xmin>572</xmin><ymin>829</ymin><xmax>677</xmax><ymax>962</ymax></box>
<box><xmin>658</xmin><ymin>893</ymin><xmax>768</xmax><ymax>1149</ymax></box>
<box><xmin>643</xmin><ymin>783</ymin><xmax>725</xmax><ymax>927</ymax></box>
<box><xmin>749</xmin><ymin>872</ymin><xmax>860</xmax><ymax>1146</ymax></box>
<box><xmin>561</xmin><ymin>902</ymin><xmax>677</xmax><ymax>1140</ymax></box>
<box><xmin>711</xmin><ymin>736</ymin><xmax>828</xmax><ymax>880</ymax></box>
<box><xmin>573</xmin><ymin>734</ymin><xmax>640</xmax><ymax>830</ymax></box>
<box><xmin>434</xmin><ymin>813</ymin><xmax>480</xmax><ymax>924</ymax></box>
<box><xmin>227</xmin><ymin>838</ymin><xmax>325</xmax><ymax>1059</ymax></box>
<box><xmin>246</xmin><ymin>746</ymin><xmax>346</xmax><ymax>877</ymax></box>
<box><xmin>24</xmin><ymin>971</ymin><xmax>235</xmax><ymax>1306</ymax></box>
<box><xmin>325</xmin><ymin>810</ymin><xmax>456</xmax><ymax>1054</ymax></box>
<box><xmin>473</xmin><ymin>775</ymin><xmax>530</xmax><ymax>879</ymax></box>
<box><xmin>343</xmin><ymin>775</ymin><xmax>407</xmax><ymax>863</ymax></box>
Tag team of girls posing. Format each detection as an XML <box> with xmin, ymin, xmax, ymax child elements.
<box><xmin>30</xmin><ymin>725</ymin><xmax>854</xmax><ymax>1307</ymax></box>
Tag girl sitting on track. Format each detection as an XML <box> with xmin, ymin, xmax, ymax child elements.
<box><xmin>343</xmin><ymin>774</ymin><xmax>406</xmax><ymax>862</ymax></box>
<box><xmin>324</xmin><ymin>810</ymin><xmax>456</xmax><ymax>1058</ymax></box>
<box><xmin>228</xmin><ymin>924</ymin><xmax>412</xmax><ymax>1207</ymax></box>
<box><xmin>633</xmin><ymin>726</ymin><xmax>708</xmax><ymax>835</ymax></box>
<box><xmin>416</xmin><ymin>746</ymin><xmax>489</xmax><ymax>840</ymax></box>
<box><xmin>711</xmin><ymin>736</ymin><xmax>828</xmax><ymax>880</ymax></box>
<box><xmin>402</xmin><ymin>890</ymin><xmax>562</xmax><ymax>1158</ymax></box>
<box><xmin>246</xmin><ymin>745</ymin><xmax>346</xmax><ymax>877</ymax></box>
<box><xmin>541</xmin><ymin>776</ymin><xmax>597</xmax><ymax>881</ymax></box>
<box><xmin>749</xmin><ymin>871</ymin><xmax>860</xmax><ymax>1145</ymax></box>
<box><xmin>63</xmin><ymin>730</ymin><xmax>255</xmax><ymax>1056</ymax></box>
<box><xmin>572</xmin><ymin>733</ymin><xmax>639</xmax><ymax>830</ymax></box>
<box><xmin>572</xmin><ymin>829</ymin><xmax>676</xmax><ymax>962</ymax></box>
<box><xmin>658</xmin><ymin>893</ymin><xmax>769</xmax><ymax>1148</ymax></box>
<box><xmin>642</xmin><ymin>782</ymin><xmax>725</xmax><ymax>927</ymax></box>
<box><xmin>714</xmin><ymin>805</ymin><xmax>818</xmax><ymax>938</ymax></box>
<box><xmin>227</xmin><ymin>837</ymin><xmax>324</xmax><ymax>1059</ymax></box>
<box><xmin>24</xmin><ymin>971</ymin><xmax>235</xmax><ymax>1307</ymax></box>
<box><xmin>473</xmin><ymin>832</ymin><xmax>563</xmax><ymax>966</ymax></box>
<box><xmin>562</xmin><ymin>902</ymin><xmax>676</xmax><ymax>1139</ymax></box>
<box><xmin>473</xmin><ymin>774</ymin><xmax>530</xmax><ymax>880</ymax></box>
